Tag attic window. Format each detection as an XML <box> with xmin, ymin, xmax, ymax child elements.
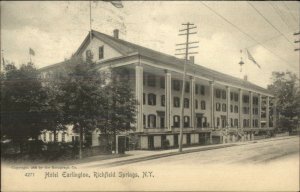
<box><xmin>99</xmin><ymin>46</ymin><xmax>104</xmax><ymax>59</ymax></box>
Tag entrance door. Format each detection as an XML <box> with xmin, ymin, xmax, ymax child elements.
<box><xmin>118</xmin><ymin>136</ymin><xmax>126</xmax><ymax>154</ymax></box>
<box><xmin>148</xmin><ymin>136</ymin><xmax>154</xmax><ymax>150</ymax></box>
<box><xmin>186</xmin><ymin>134</ymin><xmax>191</xmax><ymax>145</ymax></box>
<box><xmin>197</xmin><ymin>117</ymin><xmax>203</xmax><ymax>128</ymax></box>
<box><xmin>174</xmin><ymin>134</ymin><xmax>179</xmax><ymax>146</ymax></box>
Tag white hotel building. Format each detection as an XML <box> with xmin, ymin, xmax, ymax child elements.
<box><xmin>39</xmin><ymin>29</ymin><xmax>275</xmax><ymax>150</ymax></box>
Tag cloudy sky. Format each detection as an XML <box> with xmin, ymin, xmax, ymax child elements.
<box><xmin>1</xmin><ymin>1</ymin><xmax>299</xmax><ymax>88</ymax></box>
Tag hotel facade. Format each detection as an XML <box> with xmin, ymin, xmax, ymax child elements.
<box><xmin>39</xmin><ymin>30</ymin><xmax>275</xmax><ymax>150</ymax></box>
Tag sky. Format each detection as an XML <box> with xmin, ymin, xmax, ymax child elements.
<box><xmin>1</xmin><ymin>1</ymin><xmax>299</xmax><ymax>88</ymax></box>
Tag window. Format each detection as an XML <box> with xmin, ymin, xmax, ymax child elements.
<box><xmin>216</xmin><ymin>103</ymin><xmax>221</xmax><ymax>111</ymax></box>
<box><xmin>234</xmin><ymin>105</ymin><xmax>239</xmax><ymax>113</ymax></box>
<box><xmin>148</xmin><ymin>93</ymin><xmax>156</xmax><ymax>105</ymax></box>
<box><xmin>222</xmin><ymin>104</ymin><xmax>226</xmax><ymax>112</ymax></box>
<box><xmin>195</xmin><ymin>99</ymin><xmax>198</xmax><ymax>109</ymax></box>
<box><xmin>147</xmin><ymin>75</ymin><xmax>156</xmax><ymax>87</ymax></box>
<box><xmin>185</xmin><ymin>82</ymin><xmax>190</xmax><ymax>93</ymax></box>
<box><xmin>160</xmin><ymin>117</ymin><xmax>165</xmax><ymax>128</ymax></box>
<box><xmin>55</xmin><ymin>133</ymin><xmax>58</xmax><ymax>142</ymax></box>
<box><xmin>49</xmin><ymin>133</ymin><xmax>53</xmax><ymax>142</ymax></box>
<box><xmin>243</xmin><ymin>107</ymin><xmax>249</xmax><ymax>114</ymax></box>
<box><xmin>200</xmin><ymin>85</ymin><xmax>205</xmax><ymax>95</ymax></box>
<box><xmin>143</xmin><ymin>93</ymin><xmax>145</xmax><ymax>105</ymax></box>
<box><xmin>148</xmin><ymin>115</ymin><xmax>156</xmax><ymax>128</ymax></box>
<box><xmin>195</xmin><ymin>84</ymin><xmax>199</xmax><ymax>94</ymax></box>
<box><xmin>243</xmin><ymin>119</ymin><xmax>247</xmax><ymax>127</ymax></box>
<box><xmin>230</xmin><ymin>92</ymin><xmax>234</xmax><ymax>101</ymax></box>
<box><xmin>243</xmin><ymin>95</ymin><xmax>249</xmax><ymax>103</ymax></box>
<box><xmin>203</xmin><ymin>117</ymin><xmax>208</xmax><ymax>128</ymax></box>
<box><xmin>184</xmin><ymin>116</ymin><xmax>190</xmax><ymax>128</ymax></box>
<box><xmin>230</xmin><ymin>118</ymin><xmax>233</xmax><ymax>127</ymax></box>
<box><xmin>99</xmin><ymin>46</ymin><xmax>104</xmax><ymax>59</ymax></box>
<box><xmin>253</xmin><ymin>97</ymin><xmax>258</xmax><ymax>105</ymax></box>
<box><xmin>143</xmin><ymin>114</ymin><xmax>146</xmax><ymax>127</ymax></box>
<box><xmin>86</xmin><ymin>49</ymin><xmax>93</xmax><ymax>60</ymax></box>
<box><xmin>160</xmin><ymin>77</ymin><xmax>165</xmax><ymax>89</ymax></box>
<box><xmin>234</xmin><ymin>119</ymin><xmax>238</xmax><ymax>127</ymax></box>
<box><xmin>230</xmin><ymin>105</ymin><xmax>233</xmax><ymax>113</ymax></box>
<box><xmin>174</xmin><ymin>97</ymin><xmax>180</xmax><ymax>107</ymax></box>
<box><xmin>234</xmin><ymin>93</ymin><xmax>239</xmax><ymax>101</ymax></box>
<box><xmin>217</xmin><ymin>117</ymin><xmax>220</xmax><ymax>127</ymax></box>
<box><xmin>221</xmin><ymin>90</ymin><xmax>226</xmax><ymax>99</ymax></box>
<box><xmin>184</xmin><ymin>98</ymin><xmax>189</xmax><ymax>108</ymax></box>
<box><xmin>173</xmin><ymin>115</ymin><xmax>180</xmax><ymax>128</ymax></box>
<box><xmin>216</xmin><ymin>89</ymin><xmax>221</xmax><ymax>98</ymax></box>
<box><xmin>173</xmin><ymin>80</ymin><xmax>180</xmax><ymax>91</ymax></box>
<box><xmin>201</xmin><ymin>100</ymin><xmax>206</xmax><ymax>110</ymax></box>
<box><xmin>161</xmin><ymin>95</ymin><xmax>165</xmax><ymax>107</ymax></box>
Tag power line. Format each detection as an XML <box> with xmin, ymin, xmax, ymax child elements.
<box><xmin>282</xmin><ymin>1</ymin><xmax>299</xmax><ymax>24</ymax></box>
<box><xmin>247</xmin><ymin>1</ymin><xmax>294</xmax><ymax>47</ymax></box>
<box><xmin>200</xmin><ymin>2</ymin><xmax>296</xmax><ymax>70</ymax></box>
<box><xmin>268</xmin><ymin>2</ymin><xmax>296</xmax><ymax>32</ymax></box>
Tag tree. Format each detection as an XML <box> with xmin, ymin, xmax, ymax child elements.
<box><xmin>58</xmin><ymin>57</ymin><xmax>106</xmax><ymax>159</ymax></box>
<box><xmin>1</xmin><ymin>62</ymin><xmax>48</xmax><ymax>152</ymax></box>
<box><xmin>267</xmin><ymin>71</ymin><xmax>300</xmax><ymax>132</ymax></box>
<box><xmin>99</xmin><ymin>67</ymin><xmax>136</xmax><ymax>152</ymax></box>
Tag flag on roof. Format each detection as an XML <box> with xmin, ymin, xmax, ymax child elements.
<box><xmin>246</xmin><ymin>49</ymin><xmax>260</xmax><ymax>69</ymax></box>
<box><xmin>29</xmin><ymin>48</ymin><xmax>35</xmax><ymax>56</ymax></box>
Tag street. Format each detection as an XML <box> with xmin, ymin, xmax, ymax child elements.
<box><xmin>117</xmin><ymin>136</ymin><xmax>299</xmax><ymax>166</ymax></box>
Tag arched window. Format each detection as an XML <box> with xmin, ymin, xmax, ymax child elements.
<box><xmin>201</xmin><ymin>100</ymin><xmax>206</xmax><ymax>110</ymax></box>
<box><xmin>148</xmin><ymin>93</ymin><xmax>156</xmax><ymax>105</ymax></box>
<box><xmin>216</xmin><ymin>103</ymin><xmax>221</xmax><ymax>111</ymax></box>
<box><xmin>174</xmin><ymin>97</ymin><xmax>180</xmax><ymax>107</ymax></box>
<box><xmin>184</xmin><ymin>116</ymin><xmax>190</xmax><ymax>128</ymax></box>
<box><xmin>173</xmin><ymin>115</ymin><xmax>180</xmax><ymax>128</ymax></box>
<box><xmin>184</xmin><ymin>98</ymin><xmax>189</xmax><ymax>108</ymax></box>
<box><xmin>222</xmin><ymin>104</ymin><xmax>227</xmax><ymax>112</ymax></box>
<box><xmin>148</xmin><ymin>115</ymin><xmax>156</xmax><ymax>128</ymax></box>
<box><xmin>234</xmin><ymin>105</ymin><xmax>239</xmax><ymax>113</ymax></box>
<box><xmin>161</xmin><ymin>95</ymin><xmax>165</xmax><ymax>106</ymax></box>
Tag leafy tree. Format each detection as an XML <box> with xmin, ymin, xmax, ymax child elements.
<box><xmin>99</xmin><ymin>67</ymin><xmax>136</xmax><ymax>152</ymax></box>
<box><xmin>58</xmin><ymin>57</ymin><xmax>106</xmax><ymax>159</ymax></box>
<box><xmin>267</xmin><ymin>71</ymin><xmax>300</xmax><ymax>132</ymax></box>
<box><xmin>1</xmin><ymin>63</ymin><xmax>47</xmax><ymax>152</ymax></box>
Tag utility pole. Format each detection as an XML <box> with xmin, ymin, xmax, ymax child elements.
<box><xmin>175</xmin><ymin>23</ymin><xmax>198</xmax><ymax>152</ymax></box>
<box><xmin>294</xmin><ymin>32</ymin><xmax>300</xmax><ymax>88</ymax></box>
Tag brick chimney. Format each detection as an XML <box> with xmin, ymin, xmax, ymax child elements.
<box><xmin>113</xmin><ymin>29</ymin><xmax>119</xmax><ymax>39</ymax></box>
<box><xmin>189</xmin><ymin>56</ymin><xmax>194</xmax><ymax>64</ymax></box>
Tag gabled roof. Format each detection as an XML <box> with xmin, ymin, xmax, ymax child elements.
<box><xmin>42</xmin><ymin>30</ymin><xmax>272</xmax><ymax>95</ymax></box>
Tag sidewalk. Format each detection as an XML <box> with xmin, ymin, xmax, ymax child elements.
<box><xmin>74</xmin><ymin>135</ymin><xmax>297</xmax><ymax>168</ymax></box>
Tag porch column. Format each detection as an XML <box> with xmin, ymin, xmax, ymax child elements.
<box><xmin>190</xmin><ymin>77</ymin><xmax>195</xmax><ymax>130</ymax></box>
<box><xmin>273</xmin><ymin>98</ymin><xmax>277</xmax><ymax>128</ymax></box>
<box><xmin>226</xmin><ymin>86</ymin><xmax>230</xmax><ymax>127</ymax></box>
<box><xmin>258</xmin><ymin>94</ymin><xmax>262</xmax><ymax>128</ymax></box>
<box><xmin>209</xmin><ymin>81</ymin><xmax>215</xmax><ymax>128</ymax></box>
<box><xmin>249</xmin><ymin>91</ymin><xmax>253</xmax><ymax>128</ymax></box>
<box><xmin>266</xmin><ymin>96</ymin><xmax>270</xmax><ymax>128</ymax></box>
<box><xmin>165</xmin><ymin>70</ymin><xmax>172</xmax><ymax>131</ymax></box>
<box><xmin>239</xmin><ymin>89</ymin><xmax>243</xmax><ymax>128</ymax></box>
<box><xmin>135</xmin><ymin>65</ymin><xmax>143</xmax><ymax>132</ymax></box>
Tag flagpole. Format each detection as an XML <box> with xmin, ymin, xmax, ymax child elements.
<box><xmin>89</xmin><ymin>1</ymin><xmax>92</xmax><ymax>42</ymax></box>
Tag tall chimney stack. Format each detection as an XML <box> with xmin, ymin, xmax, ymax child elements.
<box><xmin>189</xmin><ymin>56</ymin><xmax>194</xmax><ymax>64</ymax></box>
<box><xmin>113</xmin><ymin>29</ymin><xmax>119</xmax><ymax>39</ymax></box>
